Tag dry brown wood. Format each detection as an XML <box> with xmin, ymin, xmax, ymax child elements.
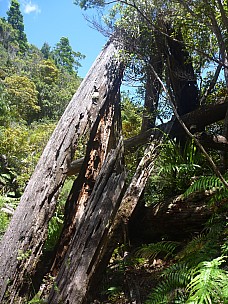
<box><xmin>0</xmin><ymin>38</ymin><xmax>124</xmax><ymax>303</ymax></box>
<box><xmin>48</xmin><ymin>93</ymin><xmax>126</xmax><ymax>303</ymax></box>
<box><xmin>50</xmin><ymin>88</ymin><xmax>122</xmax><ymax>277</ymax></box>
<box><xmin>83</xmin><ymin>121</ymin><xmax>174</xmax><ymax>301</ymax></box>
<box><xmin>48</xmin><ymin>145</ymin><xmax>126</xmax><ymax>304</ymax></box>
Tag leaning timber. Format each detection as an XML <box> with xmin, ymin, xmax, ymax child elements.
<box><xmin>0</xmin><ymin>38</ymin><xmax>124</xmax><ymax>303</ymax></box>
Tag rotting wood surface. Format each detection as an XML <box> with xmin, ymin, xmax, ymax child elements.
<box><xmin>0</xmin><ymin>38</ymin><xmax>124</xmax><ymax>303</ymax></box>
<box><xmin>48</xmin><ymin>143</ymin><xmax>126</xmax><ymax>303</ymax></box>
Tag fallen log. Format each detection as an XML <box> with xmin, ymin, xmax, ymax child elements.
<box><xmin>125</xmin><ymin>99</ymin><xmax>228</xmax><ymax>148</ymax></box>
<box><xmin>129</xmin><ymin>192</ymin><xmax>214</xmax><ymax>243</ymax></box>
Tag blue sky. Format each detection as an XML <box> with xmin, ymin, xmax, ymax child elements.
<box><xmin>0</xmin><ymin>0</ymin><xmax>108</xmax><ymax>77</ymax></box>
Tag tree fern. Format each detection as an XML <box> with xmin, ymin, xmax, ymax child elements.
<box><xmin>186</xmin><ymin>256</ymin><xmax>228</xmax><ymax>304</ymax></box>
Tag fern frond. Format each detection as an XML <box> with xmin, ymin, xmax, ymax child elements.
<box><xmin>135</xmin><ymin>241</ymin><xmax>180</xmax><ymax>261</ymax></box>
<box><xmin>184</xmin><ymin>176</ymin><xmax>224</xmax><ymax>198</ymax></box>
<box><xmin>177</xmin><ymin>234</ymin><xmax>206</xmax><ymax>260</ymax></box>
<box><xmin>177</xmin><ymin>233</ymin><xmax>219</xmax><ymax>266</ymax></box>
<box><xmin>146</xmin><ymin>262</ymin><xmax>191</xmax><ymax>304</ymax></box>
<box><xmin>186</xmin><ymin>256</ymin><xmax>228</xmax><ymax>304</ymax></box>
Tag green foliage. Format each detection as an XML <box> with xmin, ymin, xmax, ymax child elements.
<box><xmin>184</xmin><ymin>176</ymin><xmax>224</xmax><ymax>197</ymax></box>
<box><xmin>145</xmin><ymin>139</ymin><xmax>207</xmax><ymax>205</ymax></box>
<box><xmin>0</xmin><ymin>18</ymin><xmax>19</xmax><ymax>57</ymax></box>
<box><xmin>1</xmin><ymin>12</ymin><xmax>83</xmax><ymax>124</ymax></box>
<box><xmin>0</xmin><ymin>196</ymin><xmax>18</xmax><ymax>239</ymax></box>
<box><xmin>145</xmin><ymin>216</ymin><xmax>228</xmax><ymax>304</ymax></box>
<box><xmin>44</xmin><ymin>179</ymin><xmax>74</xmax><ymax>251</ymax></box>
<box><xmin>28</xmin><ymin>295</ymin><xmax>46</xmax><ymax>304</ymax></box>
<box><xmin>146</xmin><ymin>262</ymin><xmax>191</xmax><ymax>304</ymax></box>
<box><xmin>121</xmin><ymin>92</ymin><xmax>142</xmax><ymax>139</ymax></box>
<box><xmin>186</xmin><ymin>257</ymin><xmax>228</xmax><ymax>304</ymax></box>
<box><xmin>0</xmin><ymin>122</ymin><xmax>56</xmax><ymax>193</ymax></box>
<box><xmin>177</xmin><ymin>234</ymin><xmax>219</xmax><ymax>267</ymax></box>
<box><xmin>53</xmin><ymin>37</ymin><xmax>85</xmax><ymax>74</ymax></box>
<box><xmin>184</xmin><ymin>174</ymin><xmax>228</xmax><ymax>208</ymax></box>
<box><xmin>74</xmin><ymin>0</ymin><xmax>105</xmax><ymax>10</ymax></box>
<box><xmin>41</xmin><ymin>42</ymin><xmax>51</xmax><ymax>59</ymax></box>
<box><xmin>44</xmin><ymin>212</ymin><xmax>64</xmax><ymax>252</ymax></box>
<box><xmin>146</xmin><ymin>252</ymin><xmax>228</xmax><ymax>304</ymax></box>
<box><xmin>17</xmin><ymin>249</ymin><xmax>32</xmax><ymax>261</ymax></box>
<box><xmin>136</xmin><ymin>241</ymin><xmax>180</xmax><ymax>261</ymax></box>
<box><xmin>39</xmin><ymin>59</ymin><xmax>59</xmax><ymax>84</ymax></box>
<box><xmin>7</xmin><ymin>0</ymin><xmax>28</xmax><ymax>53</ymax></box>
<box><xmin>4</xmin><ymin>75</ymin><xmax>40</xmax><ymax>123</ymax></box>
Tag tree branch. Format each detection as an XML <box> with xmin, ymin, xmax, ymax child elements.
<box><xmin>148</xmin><ymin>62</ymin><xmax>228</xmax><ymax>188</ymax></box>
<box><xmin>68</xmin><ymin>99</ymin><xmax>228</xmax><ymax>175</ymax></box>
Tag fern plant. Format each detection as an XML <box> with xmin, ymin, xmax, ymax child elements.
<box><xmin>146</xmin><ymin>256</ymin><xmax>228</xmax><ymax>304</ymax></box>
<box><xmin>146</xmin><ymin>262</ymin><xmax>191</xmax><ymax>304</ymax></box>
<box><xmin>184</xmin><ymin>173</ymin><xmax>228</xmax><ymax>207</ymax></box>
<box><xmin>136</xmin><ymin>241</ymin><xmax>180</xmax><ymax>261</ymax></box>
<box><xmin>177</xmin><ymin>234</ymin><xmax>219</xmax><ymax>266</ymax></box>
<box><xmin>145</xmin><ymin>216</ymin><xmax>228</xmax><ymax>304</ymax></box>
<box><xmin>186</xmin><ymin>256</ymin><xmax>228</xmax><ymax>304</ymax></box>
<box><xmin>145</xmin><ymin>139</ymin><xmax>208</xmax><ymax>205</ymax></box>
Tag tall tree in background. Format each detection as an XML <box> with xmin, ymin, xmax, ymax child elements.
<box><xmin>53</xmin><ymin>37</ymin><xmax>85</xmax><ymax>74</ymax></box>
<box><xmin>7</xmin><ymin>0</ymin><xmax>28</xmax><ymax>53</ymax></box>
<box><xmin>41</xmin><ymin>42</ymin><xmax>51</xmax><ymax>59</ymax></box>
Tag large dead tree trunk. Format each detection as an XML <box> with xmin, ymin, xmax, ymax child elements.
<box><xmin>48</xmin><ymin>89</ymin><xmax>126</xmax><ymax>303</ymax></box>
<box><xmin>50</xmin><ymin>85</ymin><xmax>123</xmax><ymax>277</ymax></box>
<box><xmin>0</xmin><ymin>38</ymin><xmax>124</xmax><ymax>303</ymax></box>
<box><xmin>84</xmin><ymin>121</ymin><xmax>175</xmax><ymax>302</ymax></box>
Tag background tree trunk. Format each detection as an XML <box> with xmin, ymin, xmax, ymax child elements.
<box><xmin>0</xmin><ymin>38</ymin><xmax>124</xmax><ymax>303</ymax></box>
<box><xmin>141</xmin><ymin>54</ymin><xmax>163</xmax><ymax>131</ymax></box>
<box><xmin>166</xmin><ymin>26</ymin><xmax>199</xmax><ymax>116</ymax></box>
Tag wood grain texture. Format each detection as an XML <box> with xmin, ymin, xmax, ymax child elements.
<box><xmin>0</xmin><ymin>39</ymin><xmax>124</xmax><ymax>303</ymax></box>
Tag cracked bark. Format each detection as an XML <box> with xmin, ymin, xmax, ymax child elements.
<box><xmin>0</xmin><ymin>38</ymin><xmax>124</xmax><ymax>303</ymax></box>
<box><xmin>48</xmin><ymin>87</ymin><xmax>126</xmax><ymax>304</ymax></box>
